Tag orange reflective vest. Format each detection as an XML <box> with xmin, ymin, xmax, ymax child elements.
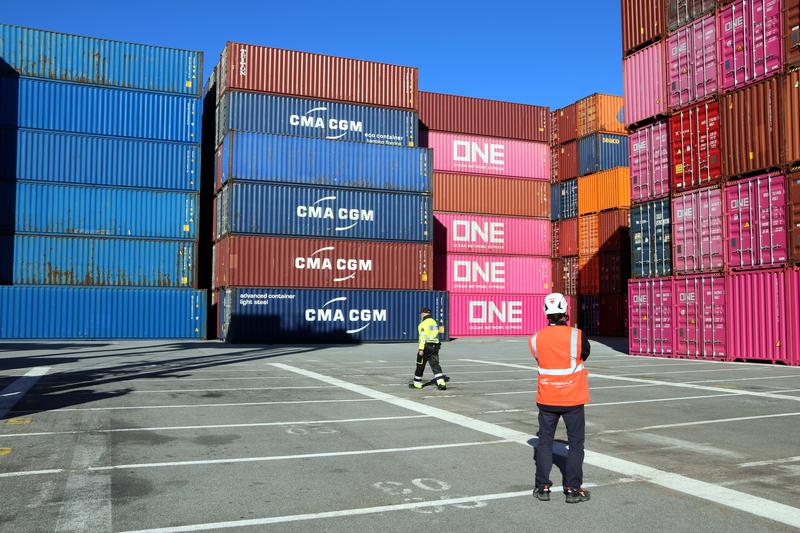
<box><xmin>529</xmin><ymin>325</ymin><xmax>589</xmax><ymax>407</ymax></box>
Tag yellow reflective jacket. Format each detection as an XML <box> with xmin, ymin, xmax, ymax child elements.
<box><xmin>418</xmin><ymin>316</ymin><xmax>440</xmax><ymax>350</ymax></box>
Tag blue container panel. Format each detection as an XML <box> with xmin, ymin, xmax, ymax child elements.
<box><xmin>551</xmin><ymin>183</ymin><xmax>561</xmax><ymax>221</ymax></box>
<box><xmin>559</xmin><ymin>179</ymin><xmax>578</xmax><ymax>219</ymax></box>
<box><xmin>578</xmin><ymin>133</ymin><xmax>629</xmax><ymax>176</ymax></box>
<box><xmin>219</xmin><ymin>288</ymin><xmax>448</xmax><ymax>343</ymax></box>
<box><xmin>0</xmin><ymin>24</ymin><xmax>202</xmax><ymax>96</ymax></box>
<box><xmin>0</xmin><ymin>129</ymin><xmax>199</xmax><ymax>191</ymax></box>
<box><xmin>218</xmin><ymin>92</ymin><xmax>418</xmax><ymax>147</ymax></box>
<box><xmin>217</xmin><ymin>183</ymin><xmax>432</xmax><ymax>243</ymax></box>
<box><xmin>0</xmin><ymin>182</ymin><xmax>197</xmax><ymax>239</ymax></box>
<box><xmin>0</xmin><ymin>235</ymin><xmax>195</xmax><ymax>287</ymax></box>
<box><xmin>631</xmin><ymin>198</ymin><xmax>672</xmax><ymax>278</ymax></box>
<box><xmin>0</xmin><ymin>286</ymin><xmax>206</xmax><ymax>339</ymax></box>
<box><xmin>0</xmin><ymin>77</ymin><xmax>200</xmax><ymax>142</ymax></box>
<box><xmin>219</xmin><ymin>132</ymin><xmax>431</xmax><ymax>194</ymax></box>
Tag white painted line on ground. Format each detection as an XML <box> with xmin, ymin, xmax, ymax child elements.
<box><xmin>483</xmin><ymin>409</ymin><xmax>527</xmax><ymax>414</ymax></box>
<box><xmin>39</xmin><ymin>398</ymin><xmax>378</xmax><ymax>413</ymax></box>
<box><xmin>0</xmin><ymin>367</ymin><xmax>51</xmax><ymax>418</ymax></box>
<box><xmin>129</xmin><ymin>385</ymin><xmax>337</xmax><ymax>393</ymax></box>
<box><xmin>589</xmin><ymin>394</ymin><xmax>737</xmax><ymax>407</ymax></box>
<box><xmin>770</xmin><ymin>389</ymin><xmax>800</xmax><ymax>394</ymax></box>
<box><xmin>738</xmin><ymin>456</ymin><xmax>800</xmax><ymax>468</ymax></box>
<box><xmin>634</xmin><ymin>433</ymin><xmax>746</xmax><ymax>460</ymax></box>
<box><xmin>599</xmin><ymin>367</ymin><xmax>754</xmax><ymax>377</ymax></box>
<box><xmin>0</xmin><ymin>468</ymin><xmax>64</xmax><ymax>478</ymax></box>
<box><xmin>687</xmin><ymin>375</ymin><xmax>800</xmax><ymax>384</ymax></box>
<box><xmin>273</xmin><ymin>362</ymin><xmax>800</xmax><ymax>530</ymax></box>
<box><xmin>384</xmin><ymin>378</ymin><xmax>533</xmax><ymax>386</ymax></box>
<box><xmin>595</xmin><ymin>411</ymin><xmax>800</xmax><ymax>435</ymax></box>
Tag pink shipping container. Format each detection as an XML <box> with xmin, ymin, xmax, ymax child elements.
<box><xmin>725</xmin><ymin>172</ymin><xmax>788</xmax><ymax>269</ymax></box>
<box><xmin>667</xmin><ymin>14</ymin><xmax>718</xmax><ymax>110</ymax></box>
<box><xmin>718</xmin><ymin>0</ymin><xmax>784</xmax><ymax>92</ymax></box>
<box><xmin>786</xmin><ymin>268</ymin><xmax>800</xmax><ymax>365</ymax></box>
<box><xmin>628</xmin><ymin>278</ymin><xmax>676</xmax><ymax>356</ymax></box>
<box><xmin>449</xmin><ymin>294</ymin><xmax>570</xmax><ymax>337</ymax></box>
<box><xmin>623</xmin><ymin>42</ymin><xmax>668</xmax><ymax>127</ymax></box>
<box><xmin>672</xmin><ymin>187</ymin><xmax>726</xmax><ymax>273</ymax></box>
<box><xmin>433</xmin><ymin>213</ymin><xmax>550</xmax><ymax>256</ymax></box>
<box><xmin>434</xmin><ymin>255</ymin><xmax>552</xmax><ymax>294</ymax></box>
<box><xmin>426</xmin><ymin>131</ymin><xmax>549</xmax><ymax>180</ymax></box>
<box><xmin>673</xmin><ymin>274</ymin><xmax>727</xmax><ymax>359</ymax></box>
<box><xmin>630</xmin><ymin>120</ymin><xmax>671</xmax><ymax>202</ymax></box>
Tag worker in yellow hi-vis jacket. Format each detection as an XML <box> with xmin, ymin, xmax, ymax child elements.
<box><xmin>409</xmin><ymin>307</ymin><xmax>446</xmax><ymax>390</ymax></box>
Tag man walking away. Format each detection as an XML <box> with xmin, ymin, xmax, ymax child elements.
<box><xmin>529</xmin><ymin>293</ymin><xmax>591</xmax><ymax>504</ymax></box>
<box><xmin>409</xmin><ymin>307</ymin><xmax>446</xmax><ymax>390</ymax></box>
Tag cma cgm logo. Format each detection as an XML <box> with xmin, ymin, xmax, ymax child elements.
<box><xmin>289</xmin><ymin>107</ymin><xmax>364</xmax><ymax>140</ymax></box>
<box><xmin>453</xmin><ymin>141</ymin><xmax>505</xmax><ymax>165</ymax></box>
<box><xmin>469</xmin><ymin>300</ymin><xmax>522</xmax><ymax>324</ymax></box>
<box><xmin>239</xmin><ymin>48</ymin><xmax>247</xmax><ymax>76</ymax></box>
<box><xmin>453</xmin><ymin>220</ymin><xmax>505</xmax><ymax>244</ymax></box>
<box><xmin>296</xmin><ymin>196</ymin><xmax>375</xmax><ymax>231</ymax></box>
<box><xmin>305</xmin><ymin>297</ymin><xmax>387</xmax><ymax>334</ymax></box>
<box><xmin>454</xmin><ymin>261</ymin><xmax>506</xmax><ymax>283</ymax></box>
<box><xmin>295</xmin><ymin>246</ymin><xmax>373</xmax><ymax>283</ymax></box>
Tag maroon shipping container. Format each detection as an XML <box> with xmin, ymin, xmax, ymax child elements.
<box><xmin>629</xmin><ymin>278</ymin><xmax>676</xmax><ymax>357</ymax></box>
<box><xmin>213</xmin><ymin>236</ymin><xmax>432</xmax><ymax>290</ymax></box>
<box><xmin>674</xmin><ymin>274</ymin><xmax>727</xmax><ymax>359</ymax></box>
<box><xmin>578</xmin><ymin>253</ymin><xmax>600</xmax><ymax>295</ymax></box>
<box><xmin>551</xmin><ymin>221</ymin><xmax>560</xmax><ymax>258</ymax></box>
<box><xmin>219</xmin><ymin>42</ymin><xmax>418</xmax><ymax>110</ymax></box>
<box><xmin>558</xmin><ymin>218</ymin><xmax>579</xmax><ymax>256</ymax></box>
<box><xmin>721</xmin><ymin>77</ymin><xmax>782</xmax><ymax>178</ymax></box>
<box><xmin>622</xmin><ymin>0</ymin><xmax>666</xmax><ymax>55</ymax></box>
<box><xmin>599</xmin><ymin>294</ymin><xmax>628</xmax><ymax>336</ymax></box>
<box><xmin>552</xmin><ymin>256</ymin><xmax>579</xmax><ymax>296</ymax></box>
<box><xmin>672</xmin><ymin>186</ymin><xmax>726</xmax><ymax>273</ymax></box>
<box><xmin>600</xmin><ymin>251</ymin><xmax>631</xmax><ymax>295</ymax></box>
<box><xmin>433</xmin><ymin>173</ymin><xmax>550</xmax><ymax>217</ymax></box>
<box><xmin>670</xmin><ymin>99</ymin><xmax>722</xmax><ymax>191</ymax></box>
<box><xmin>788</xmin><ymin>0</ymin><xmax>800</xmax><ymax>67</ymax></box>
<box><xmin>550</xmin><ymin>111</ymin><xmax>559</xmax><ymax>146</ymax></box>
<box><xmin>417</xmin><ymin>91</ymin><xmax>548</xmax><ymax>143</ymax></box>
<box><xmin>551</xmin><ymin>146</ymin><xmax>559</xmax><ymax>182</ymax></box>
<box><xmin>791</xmin><ymin>171</ymin><xmax>800</xmax><ymax>263</ymax></box>
<box><xmin>557</xmin><ymin>104</ymin><xmax>577</xmax><ymax>143</ymax></box>
<box><xmin>557</xmin><ymin>141</ymin><xmax>579</xmax><ymax>182</ymax></box>
<box><xmin>784</xmin><ymin>69</ymin><xmax>800</xmax><ymax>166</ymax></box>
<box><xmin>598</xmin><ymin>209</ymin><xmax>631</xmax><ymax>252</ymax></box>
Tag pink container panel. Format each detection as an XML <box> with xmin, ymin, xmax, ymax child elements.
<box><xmin>449</xmin><ymin>294</ymin><xmax>571</xmax><ymax>337</ymax></box>
<box><xmin>667</xmin><ymin>14</ymin><xmax>718</xmax><ymax>110</ymax></box>
<box><xmin>630</xmin><ymin>120</ymin><xmax>671</xmax><ymax>202</ymax></box>
<box><xmin>623</xmin><ymin>42</ymin><xmax>668</xmax><ymax>127</ymax></box>
<box><xmin>727</xmin><ymin>269</ymin><xmax>789</xmax><ymax>361</ymax></box>
<box><xmin>719</xmin><ymin>0</ymin><xmax>784</xmax><ymax>92</ymax></box>
<box><xmin>432</xmin><ymin>213</ymin><xmax>550</xmax><ymax>256</ymax></box>
<box><xmin>426</xmin><ymin>131</ymin><xmax>549</xmax><ymax>180</ymax></box>
<box><xmin>787</xmin><ymin>268</ymin><xmax>800</xmax><ymax>365</ymax></box>
<box><xmin>672</xmin><ymin>187</ymin><xmax>726</xmax><ymax>273</ymax></box>
<box><xmin>673</xmin><ymin>275</ymin><xmax>727</xmax><ymax>359</ymax></box>
<box><xmin>628</xmin><ymin>278</ymin><xmax>675</xmax><ymax>356</ymax></box>
<box><xmin>725</xmin><ymin>172</ymin><xmax>788</xmax><ymax>269</ymax></box>
<box><xmin>435</xmin><ymin>255</ymin><xmax>551</xmax><ymax>294</ymax></box>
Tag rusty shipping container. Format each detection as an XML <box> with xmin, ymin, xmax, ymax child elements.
<box><xmin>666</xmin><ymin>0</ymin><xmax>715</xmax><ymax>31</ymax></box>
<box><xmin>552</xmin><ymin>256</ymin><xmax>579</xmax><ymax>296</ymax></box>
<box><xmin>218</xmin><ymin>42</ymin><xmax>418</xmax><ymax>110</ymax></box>
<box><xmin>722</xmin><ymin>77</ymin><xmax>782</xmax><ymax>178</ymax></box>
<box><xmin>556</xmin><ymin>104</ymin><xmax>578</xmax><ymax>143</ymax></box>
<box><xmin>598</xmin><ymin>209</ymin><xmax>631</xmax><ymax>253</ymax></box>
<box><xmin>790</xmin><ymin>171</ymin><xmax>800</xmax><ymax>262</ymax></box>
<box><xmin>788</xmin><ymin>0</ymin><xmax>800</xmax><ymax>67</ymax></box>
<box><xmin>622</xmin><ymin>0</ymin><xmax>665</xmax><ymax>55</ymax></box>
<box><xmin>577</xmin><ymin>167</ymin><xmax>631</xmax><ymax>215</ymax></box>
<box><xmin>558</xmin><ymin>218</ymin><xmax>579</xmax><ymax>256</ymax></box>
<box><xmin>418</xmin><ymin>91</ymin><xmax>548</xmax><ymax>143</ymax></box>
<box><xmin>576</xmin><ymin>94</ymin><xmax>626</xmax><ymax>137</ymax></box>
<box><xmin>670</xmin><ymin>99</ymin><xmax>722</xmax><ymax>191</ymax></box>
<box><xmin>557</xmin><ymin>141</ymin><xmax>579</xmax><ymax>182</ymax></box>
<box><xmin>784</xmin><ymin>69</ymin><xmax>800</xmax><ymax>166</ymax></box>
<box><xmin>432</xmin><ymin>173</ymin><xmax>549</xmax><ymax>218</ymax></box>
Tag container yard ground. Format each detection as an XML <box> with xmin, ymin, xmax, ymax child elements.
<box><xmin>1</xmin><ymin>338</ymin><xmax>799</xmax><ymax>532</ymax></box>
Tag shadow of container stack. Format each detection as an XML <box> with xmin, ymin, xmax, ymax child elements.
<box><xmin>206</xmin><ymin>43</ymin><xmax>447</xmax><ymax>343</ymax></box>
<box><xmin>0</xmin><ymin>24</ymin><xmax>206</xmax><ymax>339</ymax></box>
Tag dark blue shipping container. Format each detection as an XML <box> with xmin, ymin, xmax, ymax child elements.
<box><xmin>216</xmin><ymin>182</ymin><xmax>432</xmax><ymax>243</ymax></box>
<box><xmin>631</xmin><ymin>198</ymin><xmax>672</xmax><ymax>278</ymax></box>
<box><xmin>0</xmin><ymin>182</ymin><xmax>197</xmax><ymax>239</ymax></box>
<box><xmin>0</xmin><ymin>77</ymin><xmax>200</xmax><ymax>143</ymax></box>
<box><xmin>559</xmin><ymin>179</ymin><xmax>578</xmax><ymax>219</ymax></box>
<box><xmin>0</xmin><ymin>24</ymin><xmax>202</xmax><ymax>96</ymax></box>
<box><xmin>217</xmin><ymin>92</ymin><xmax>418</xmax><ymax>147</ymax></box>
<box><xmin>0</xmin><ymin>129</ymin><xmax>199</xmax><ymax>191</ymax></box>
<box><xmin>578</xmin><ymin>133</ymin><xmax>629</xmax><ymax>176</ymax></box>
<box><xmin>217</xmin><ymin>132</ymin><xmax>431</xmax><ymax>194</ymax></box>
<box><xmin>551</xmin><ymin>183</ymin><xmax>561</xmax><ymax>221</ymax></box>
<box><xmin>0</xmin><ymin>286</ymin><xmax>206</xmax><ymax>338</ymax></box>
<box><xmin>0</xmin><ymin>235</ymin><xmax>195</xmax><ymax>287</ymax></box>
<box><xmin>579</xmin><ymin>296</ymin><xmax>600</xmax><ymax>336</ymax></box>
<box><xmin>219</xmin><ymin>287</ymin><xmax>448</xmax><ymax>343</ymax></box>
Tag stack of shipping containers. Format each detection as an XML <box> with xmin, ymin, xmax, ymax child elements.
<box><xmin>208</xmin><ymin>43</ymin><xmax>447</xmax><ymax>342</ymax></box>
<box><xmin>623</xmin><ymin>0</ymin><xmax>800</xmax><ymax>365</ymax></box>
<box><xmin>418</xmin><ymin>92</ymin><xmax>553</xmax><ymax>336</ymax></box>
<box><xmin>0</xmin><ymin>24</ymin><xmax>207</xmax><ymax>339</ymax></box>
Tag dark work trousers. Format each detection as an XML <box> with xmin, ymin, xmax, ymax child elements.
<box><xmin>413</xmin><ymin>343</ymin><xmax>443</xmax><ymax>383</ymax></box>
<box><xmin>534</xmin><ymin>404</ymin><xmax>585</xmax><ymax>491</ymax></box>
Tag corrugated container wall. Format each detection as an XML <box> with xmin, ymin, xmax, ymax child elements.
<box><xmin>432</xmin><ymin>173</ymin><xmax>549</xmax><ymax>217</ymax></box>
<box><xmin>600</xmin><ymin>252</ymin><xmax>631</xmax><ymax>295</ymax></box>
<box><xmin>577</xmin><ymin>133</ymin><xmax>629</xmax><ymax>176</ymax></box>
<box><xmin>727</xmin><ymin>269</ymin><xmax>790</xmax><ymax>362</ymax></box>
<box><xmin>628</xmin><ymin>278</ymin><xmax>676</xmax><ymax>356</ymax></box>
<box><xmin>599</xmin><ymin>294</ymin><xmax>628</xmax><ymax>336</ymax></box>
<box><xmin>449</xmin><ymin>293</ymin><xmax>554</xmax><ymax>336</ymax></box>
<box><xmin>433</xmin><ymin>213</ymin><xmax>551</xmax><ymax>256</ymax></box>
<box><xmin>578</xmin><ymin>167</ymin><xmax>631</xmax><ymax>215</ymax></box>
<box><xmin>630</xmin><ymin>120</ymin><xmax>671</xmax><ymax>202</ymax></box>
<box><xmin>787</xmin><ymin>0</ymin><xmax>800</xmax><ymax>67</ymax></box>
<box><xmin>551</xmin><ymin>184</ymin><xmax>561</xmax><ymax>220</ymax></box>
<box><xmin>560</xmin><ymin>179</ymin><xmax>579</xmax><ymax>219</ymax></box>
<box><xmin>578</xmin><ymin>254</ymin><xmax>600</xmax><ymax>294</ymax></box>
<box><xmin>579</xmin><ymin>215</ymin><xmax>599</xmax><ymax>257</ymax></box>
<box><xmin>783</xmin><ymin>69</ymin><xmax>800</xmax><ymax>166</ymax></box>
<box><xmin>557</xmin><ymin>141</ymin><xmax>579</xmax><ymax>182</ymax></box>
<box><xmin>557</xmin><ymin>104</ymin><xmax>578</xmax><ymax>143</ymax></box>
<box><xmin>788</xmin><ymin>267</ymin><xmax>800</xmax><ymax>362</ymax></box>
<box><xmin>674</xmin><ymin>274</ymin><xmax>727</xmax><ymax>359</ymax></box>
<box><xmin>558</xmin><ymin>218</ymin><xmax>579</xmax><ymax>256</ymax></box>
<box><xmin>672</xmin><ymin>186</ymin><xmax>725</xmax><ymax>273</ymax></box>
<box><xmin>579</xmin><ymin>296</ymin><xmax>600</xmax><ymax>335</ymax></box>
<box><xmin>621</xmin><ymin>0</ymin><xmax>665</xmax><ymax>55</ymax></box>
<box><xmin>670</xmin><ymin>99</ymin><xmax>722</xmax><ymax>191</ymax></box>
<box><xmin>631</xmin><ymin>198</ymin><xmax>673</xmax><ymax>277</ymax></box>
<box><xmin>576</xmin><ymin>94</ymin><xmax>625</xmax><ymax>137</ymax></box>
<box><xmin>623</xmin><ymin>42</ymin><xmax>667</xmax><ymax>127</ymax></box>
<box><xmin>667</xmin><ymin>15</ymin><xmax>718</xmax><ymax>110</ymax></box>
<box><xmin>599</xmin><ymin>209</ymin><xmax>631</xmax><ymax>252</ymax></box>
<box><xmin>552</xmin><ymin>256</ymin><xmax>578</xmax><ymax>295</ymax></box>
<box><xmin>434</xmin><ymin>254</ymin><xmax>552</xmax><ymax>294</ymax></box>
<box><xmin>0</xmin><ymin>24</ymin><xmax>202</xmax><ymax>96</ymax></box>
<box><xmin>791</xmin><ymin>171</ymin><xmax>800</xmax><ymax>263</ymax></box>
<box><xmin>666</xmin><ymin>0</ymin><xmax>715</xmax><ymax>31</ymax></box>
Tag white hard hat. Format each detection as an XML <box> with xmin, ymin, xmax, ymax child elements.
<box><xmin>543</xmin><ymin>293</ymin><xmax>568</xmax><ymax>316</ymax></box>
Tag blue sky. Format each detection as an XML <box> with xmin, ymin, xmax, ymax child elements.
<box><xmin>3</xmin><ymin>0</ymin><xmax>623</xmax><ymax>109</ymax></box>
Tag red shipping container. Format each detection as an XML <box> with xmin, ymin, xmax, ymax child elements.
<box><xmin>219</xmin><ymin>42</ymin><xmax>418</xmax><ymax>110</ymax></box>
<box><xmin>670</xmin><ymin>99</ymin><xmax>722</xmax><ymax>191</ymax></box>
<box><xmin>557</xmin><ymin>141</ymin><xmax>579</xmax><ymax>182</ymax></box>
<box><xmin>557</xmin><ymin>104</ymin><xmax>577</xmax><ymax>143</ymax></box>
<box><xmin>213</xmin><ymin>236</ymin><xmax>432</xmax><ymax>290</ymax></box>
<box><xmin>628</xmin><ymin>278</ymin><xmax>676</xmax><ymax>356</ymax></box>
<box><xmin>790</xmin><ymin>171</ymin><xmax>800</xmax><ymax>263</ymax></box>
<box><xmin>549</xmin><ymin>111</ymin><xmax>559</xmax><ymax>146</ymax></box>
<box><xmin>551</xmin><ymin>145</ymin><xmax>559</xmax><ymax>182</ymax></box>
<box><xmin>600</xmin><ymin>251</ymin><xmax>631</xmax><ymax>295</ymax></box>
<box><xmin>551</xmin><ymin>221</ymin><xmax>560</xmax><ymax>258</ymax></box>
<box><xmin>417</xmin><ymin>91</ymin><xmax>548</xmax><ymax>143</ymax></box>
<box><xmin>598</xmin><ymin>209</ymin><xmax>631</xmax><ymax>253</ymax></box>
<box><xmin>433</xmin><ymin>173</ymin><xmax>550</xmax><ymax>218</ymax></box>
<box><xmin>552</xmin><ymin>256</ymin><xmax>579</xmax><ymax>296</ymax></box>
<box><xmin>558</xmin><ymin>218</ymin><xmax>579</xmax><ymax>256</ymax></box>
<box><xmin>579</xmin><ymin>215</ymin><xmax>599</xmax><ymax>257</ymax></box>
<box><xmin>673</xmin><ymin>274</ymin><xmax>727</xmax><ymax>360</ymax></box>
<box><xmin>578</xmin><ymin>253</ymin><xmax>600</xmax><ymax>295</ymax></box>
<box><xmin>599</xmin><ymin>294</ymin><xmax>628</xmax><ymax>336</ymax></box>
<box><xmin>630</xmin><ymin>120</ymin><xmax>671</xmax><ymax>202</ymax></box>
<box><xmin>622</xmin><ymin>0</ymin><xmax>666</xmax><ymax>55</ymax></box>
<box><xmin>672</xmin><ymin>186</ymin><xmax>726</xmax><ymax>273</ymax></box>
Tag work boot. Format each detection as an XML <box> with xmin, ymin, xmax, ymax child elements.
<box><xmin>533</xmin><ymin>485</ymin><xmax>551</xmax><ymax>502</ymax></box>
<box><xmin>564</xmin><ymin>487</ymin><xmax>591</xmax><ymax>504</ymax></box>
<box><xmin>436</xmin><ymin>378</ymin><xmax>447</xmax><ymax>390</ymax></box>
<box><xmin>408</xmin><ymin>381</ymin><xmax>423</xmax><ymax>389</ymax></box>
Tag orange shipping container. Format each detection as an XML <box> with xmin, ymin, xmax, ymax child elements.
<box><xmin>577</xmin><ymin>94</ymin><xmax>626</xmax><ymax>137</ymax></box>
<box><xmin>579</xmin><ymin>214</ymin><xmax>600</xmax><ymax>257</ymax></box>
<box><xmin>578</xmin><ymin>167</ymin><xmax>631</xmax><ymax>215</ymax></box>
<box><xmin>433</xmin><ymin>172</ymin><xmax>549</xmax><ymax>218</ymax></box>
<box><xmin>578</xmin><ymin>253</ymin><xmax>600</xmax><ymax>295</ymax></box>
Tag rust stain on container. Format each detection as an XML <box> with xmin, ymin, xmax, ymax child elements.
<box><xmin>432</xmin><ymin>172</ymin><xmax>549</xmax><ymax>218</ymax></box>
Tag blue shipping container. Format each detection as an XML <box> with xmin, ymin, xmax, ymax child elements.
<box><xmin>0</xmin><ymin>129</ymin><xmax>199</xmax><ymax>191</ymax></box>
<box><xmin>0</xmin><ymin>286</ymin><xmax>206</xmax><ymax>339</ymax></box>
<box><xmin>551</xmin><ymin>183</ymin><xmax>561</xmax><ymax>221</ymax></box>
<box><xmin>0</xmin><ymin>77</ymin><xmax>200</xmax><ymax>143</ymax></box>
<box><xmin>559</xmin><ymin>179</ymin><xmax>578</xmax><ymax>219</ymax></box>
<box><xmin>0</xmin><ymin>235</ymin><xmax>195</xmax><ymax>287</ymax></box>
<box><xmin>216</xmin><ymin>182</ymin><xmax>432</xmax><ymax>243</ymax></box>
<box><xmin>0</xmin><ymin>24</ymin><xmax>202</xmax><ymax>96</ymax></box>
<box><xmin>631</xmin><ymin>198</ymin><xmax>672</xmax><ymax>278</ymax></box>
<box><xmin>218</xmin><ymin>132</ymin><xmax>431</xmax><ymax>194</ymax></box>
<box><xmin>217</xmin><ymin>92</ymin><xmax>418</xmax><ymax>147</ymax></box>
<box><xmin>578</xmin><ymin>133</ymin><xmax>629</xmax><ymax>176</ymax></box>
<box><xmin>0</xmin><ymin>182</ymin><xmax>197</xmax><ymax>239</ymax></box>
<box><xmin>219</xmin><ymin>287</ymin><xmax>448</xmax><ymax>343</ymax></box>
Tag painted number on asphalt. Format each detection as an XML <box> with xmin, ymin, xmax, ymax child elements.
<box><xmin>373</xmin><ymin>478</ymin><xmax>487</xmax><ymax>513</ymax></box>
<box><xmin>284</xmin><ymin>425</ymin><xmax>340</xmax><ymax>436</ymax></box>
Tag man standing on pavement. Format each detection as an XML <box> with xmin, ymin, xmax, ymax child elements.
<box><xmin>409</xmin><ymin>307</ymin><xmax>446</xmax><ymax>390</ymax></box>
<box><xmin>529</xmin><ymin>293</ymin><xmax>591</xmax><ymax>503</ymax></box>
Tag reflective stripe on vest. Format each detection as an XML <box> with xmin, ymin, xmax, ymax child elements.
<box><xmin>530</xmin><ymin>334</ymin><xmax>539</xmax><ymax>363</ymax></box>
<box><xmin>537</xmin><ymin>328</ymin><xmax>582</xmax><ymax>376</ymax></box>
